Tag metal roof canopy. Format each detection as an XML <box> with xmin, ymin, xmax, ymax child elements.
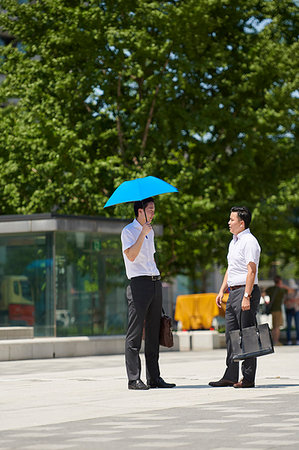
<box><xmin>0</xmin><ymin>213</ymin><xmax>163</xmax><ymax>236</ymax></box>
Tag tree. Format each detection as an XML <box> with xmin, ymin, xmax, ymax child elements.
<box><xmin>0</xmin><ymin>0</ymin><xmax>298</xmax><ymax>285</ymax></box>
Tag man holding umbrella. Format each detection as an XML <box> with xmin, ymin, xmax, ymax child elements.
<box><xmin>104</xmin><ymin>176</ymin><xmax>178</xmax><ymax>390</ymax></box>
<box><xmin>121</xmin><ymin>197</ymin><xmax>176</xmax><ymax>390</ymax></box>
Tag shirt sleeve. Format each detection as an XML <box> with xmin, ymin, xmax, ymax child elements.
<box><xmin>244</xmin><ymin>238</ymin><xmax>260</xmax><ymax>265</ymax></box>
<box><xmin>121</xmin><ymin>228</ymin><xmax>136</xmax><ymax>253</ymax></box>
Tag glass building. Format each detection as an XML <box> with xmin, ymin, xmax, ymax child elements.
<box><xmin>0</xmin><ymin>214</ymin><xmax>162</xmax><ymax>337</ymax></box>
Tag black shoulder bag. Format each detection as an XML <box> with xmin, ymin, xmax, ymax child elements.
<box><xmin>229</xmin><ymin>310</ymin><xmax>274</xmax><ymax>362</ymax></box>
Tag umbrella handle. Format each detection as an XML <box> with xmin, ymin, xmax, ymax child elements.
<box><xmin>143</xmin><ymin>207</ymin><xmax>148</xmax><ymax>222</ymax></box>
<box><xmin>142</xmin><ymin>202</ymin><xmax>148</xmax><ymax>239</ymax></box>
<box><xmin>141</xmin><ymin>200</ymin><xmax>148</xmax><ymax>222</ymax></box>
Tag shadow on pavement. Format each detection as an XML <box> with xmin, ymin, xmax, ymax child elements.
<box><xmin>256</xmin><ymin>384</ymin><xmax>299</xmax><ymax>388</ymax></box>
<box><xmin>174</xmin><ymin>384</ymin><xmax>299</xmax><ymax>389</ymax></box>
<box><xmin>175</xmin><ymin>385</ymin><xmax>212</xmax><ymax>389</ymax></box>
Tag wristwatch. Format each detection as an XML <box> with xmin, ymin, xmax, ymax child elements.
<box><xmin>244</xmin><ymin>292</ymin><xmax>251</xmax><ymax>298</ymax></box>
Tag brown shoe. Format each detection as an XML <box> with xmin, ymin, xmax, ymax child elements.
<box><xmin>233</xmin><ymin>378</ymin><xmax>255</xmax><ymax>388</ymax></box>
<box><xmin>209</xmin><ymin>378</ymin><xmax>235</xmax><ymax>387</ymax></box>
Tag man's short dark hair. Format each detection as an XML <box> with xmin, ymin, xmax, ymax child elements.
<box><xmin>230</xmin><ymin>206</ymin><xmax>252</xmax><ymax>229</ymax></box>
<box><xmin>134</xmin><ymin>197</ymin><xmax>154</xmax><ymax>218</ymax></box>
<box><xmin>274</xmin><ymin>275</ymin><xmax>282</xmax><ymax>284</ymax></box>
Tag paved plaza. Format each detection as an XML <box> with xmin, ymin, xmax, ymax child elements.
<box><xmin>1</xmin><ymin>346</ymin><xmax>299</xmax><ymax>449</ymax></box>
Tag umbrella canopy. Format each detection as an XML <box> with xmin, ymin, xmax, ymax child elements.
<box><xmin>104</xmin><ymin>176</ymin><xmax>178</xmax><ymax>208</ymax></box>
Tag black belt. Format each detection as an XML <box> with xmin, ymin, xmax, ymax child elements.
<box><xmin>230</xmin><ymin>284</ymin><xmax>257</xmax><ymax>291</ymax></box>
<box><xmin>131</xmin><ymin>275</ymin><xmax>161</xmax><ymax>281</ymax></box>
<box><xmin>230</xmin><ymin>284</ymin><xmax>246</xmax><ymax>291</ymax></box>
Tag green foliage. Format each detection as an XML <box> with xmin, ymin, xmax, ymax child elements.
<box><xmin>0</xmin><ymin>0</ymin><xmax>298</xmax><ymax>282</ymax></box>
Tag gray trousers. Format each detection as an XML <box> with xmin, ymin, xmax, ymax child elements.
<box><xmin>223</xmin><ymin>284</ymin><xmax>261</xmax><ymax>383</ymax></box>
<box><xmin>125</xmin><ymin>277</ymin><xmax>162</xmax><ymax>383</ymax></box>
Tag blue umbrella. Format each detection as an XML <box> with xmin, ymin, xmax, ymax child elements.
<box><xmin>104</xmin><ymin>176</ymin><xmax>178</xmax><ymax>208</ymax></box>
<box><xmin>26</xmin><ymin>259</ymin><xmax>53</xmax><ymax>270</ymax></box>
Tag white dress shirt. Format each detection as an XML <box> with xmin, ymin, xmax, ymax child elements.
<box><xmin>121</xmin><ymin>219</ymin><xmax>160</xmax><ymax>280</ymax></box>
<box><xmin>227</xmin><ymin>228</ymin><xmax>261</xmax><ymax>287</ymax></box>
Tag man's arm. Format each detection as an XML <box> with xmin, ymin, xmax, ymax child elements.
<box><xmin>124</xmin><ymin>223</ymin><xmax>152</xmax><ymax>262</ymax></box>
<box><xmin>216</xmin><ymin>269</ymin><xmax>228</xmax><ymax>308</ymax></box>
<box><xmin>241</xmin><ymin>262</ymin><xmax>256</xmax><ymax>311</ymax></box>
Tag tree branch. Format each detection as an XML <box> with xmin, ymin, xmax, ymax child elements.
<box><xmin>116</xmin><ymin>74</ymin><xmax>125</xmax><ymax>155</ymax></box>
<box><xmin>140</xmin><ymin>58</ymin><xmax>169</xmax><ymax>156</ymax></box>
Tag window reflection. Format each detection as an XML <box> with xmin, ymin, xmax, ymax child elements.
<box><xmin>55</xmin><ymin>232</ymin><xmax>127</xmax><ymax>337</ymax></box>
<box><xmin>0</xmin><ymin>230</ymin><xmax>128</xmax><ymax>337</ymax></box>
<box><xmin>0</xmin><ymin>233</ymin><xmax>54</xmax><ymax>335</ymax></box>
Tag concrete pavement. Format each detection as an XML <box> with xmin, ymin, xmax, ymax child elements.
<box><xmin>1</xmin><ymin>346</ymin><xmax>299</xmax><ymax>449</ymax></box>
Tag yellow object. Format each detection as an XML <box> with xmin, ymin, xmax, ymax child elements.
<box><xmin>175</xmin><ymin>292</ymin><xmax>229</xmax><ymax>330</ymax></box>
<box><xmin>0</xmin><ymin>275</ymin><xmax>33</xmax><ymax>310</ymax></box>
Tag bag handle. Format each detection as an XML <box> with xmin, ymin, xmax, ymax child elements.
<box><xmin>239</xmin><ymin>308</ymin><xmax>258</xmax><ymax>332</ymax></box>
<box><xmin>239</xmin><ymin>309</ymin><xmax>262</xmax><ymax>350</ymax></box>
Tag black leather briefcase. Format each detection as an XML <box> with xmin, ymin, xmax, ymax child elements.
<box><xmin>230</xmin><ymin>312</ymin><xmax>274</xmax><ymax>362</ymax></box>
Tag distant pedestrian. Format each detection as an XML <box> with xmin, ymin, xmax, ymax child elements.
<box><xmin>121</xmin><ymin>197</ymin><xmax>176</xmax><ymax>390</ymax></box>
<box><xmin>265</xmin><ymin>275</ymin><xmax>287</xmax><ymax>346</ymax></box>
<box><xmin>257</xmin><ymin>289</ymin><xmax>272</xmax><ymax>328</ymax></box>
<box><xmin>284</xmin><ymin>279</ymin><xmax>299</xmax><ymax>345</ymax></box>
<box><xmin>209</xmin><ymin>206</ymin><xmax>261</xmax><ymax>389</ymax></box>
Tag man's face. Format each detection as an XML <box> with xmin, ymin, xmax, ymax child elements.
<box><xmin>144</xmin><ymin>202</ymin><xmax>155</xmax><ymax>223</ymax></box>
<box><xmin>139</xmin><ymin>201</ymin><xmax>155</xmax><ymax>223</ymax></box>
<box><xmin>228</xmin><ymin>212</ymin><xmax>244</xmax><ymax>235</ymax></box>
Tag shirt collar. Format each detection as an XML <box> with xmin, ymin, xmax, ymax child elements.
<box><xmin>233</xmin><ymin>228</ymin><xmax>250</xmax><ymax>242</ymax></box>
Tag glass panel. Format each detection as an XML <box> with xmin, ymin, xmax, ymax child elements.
<box><xmin>0</xmin><ymin>233</ymin><xmax>54</xmax><ymax>336</ymax></box>
<box><xmin>13</xmin><ymin>281</ymin><xmax>20</xmax><ymax>296</ymax></box>
<box><xmin>55</xmin><ymin>232</ymin><xmax>127</xmax><ymax>336</ymax></box>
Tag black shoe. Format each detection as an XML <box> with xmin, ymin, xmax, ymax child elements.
<box><xmin>147</xmin><ymin>377</ymin><xmax>176</xmax><ymax>388</ymax></box>
<box><xmin>209</xmin><ymin>378</ymin><xmax>235</xmax><ymax>387</ymax></box>
<box><xmin>233</xmin><ymin>379</ymin><xmax>255</xmax><ymax>388</ymax></box>
<box><xmin>128</xmin><ymin>379</ymin><xmax>149</xmax><ymax>390</ymax></box>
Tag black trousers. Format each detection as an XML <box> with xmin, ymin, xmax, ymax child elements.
<box><xmin>223</xmin><ymin>284</ymin><xmax>261</xmax><ymax>383</ymax></box>
<box><xmin>125</xmin><ymin>277</ymin><xmax>162</xmax><ymax>382</ymax></box>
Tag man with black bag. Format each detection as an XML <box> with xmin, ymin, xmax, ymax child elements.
<box><xmin>121</xmin><ymin>197</ymin><xmax>176</xmax><ymax>390</ymax></box>
<box><xmin>209</xmin><ymin>206</ymin><xmax>261</xmax><ymax>389</ymax></box>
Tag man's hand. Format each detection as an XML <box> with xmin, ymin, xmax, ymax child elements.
<box><xmin>216</xmin><ymin>292</ymin><xmax>223</xmax><ymax>308</ymax></box>
<box><xmin>124</xmin><ymin>223</ymin><xmax>152</xmax><ymax>262</ymax></box>
<box><xmin>141</xmin><ymin>222</ymin><xmax>152</xmax><ymax>236</ymax></box>
<box><xmin>241</xmin><ymin>296</ymin><xmax>250</xmax><ymax>311</ymax></box>
<box><xmin>216</xmin><ymin>269</ymin><xmax>228</xmax><ymax>309</ymax></box>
